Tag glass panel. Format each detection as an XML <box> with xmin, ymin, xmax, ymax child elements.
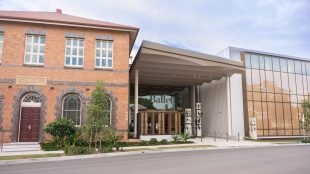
<box><xmin>96</xmin><ymin>59</ymin><xmax>100</xmax><ymax>66</ymax></box>
<box><xmin>73</xmin><ymin>39</ymin><xmax>78</xmax><ymax>46</ymax></box>
<box><xmin>102</xmin><ymin>50</ymin><xmax>106</xmax><ymax>57</ymax></box>
<box><xmin>253</xmin><ymin>92</ymin><xmax>261</xmax><ymax>101</ymax></box>
<box><xmin>40</xmin><ymin>37</ymin><xmax>45</xmax><ymax>44</ymax></box>
<box><xmin>295</xmin><ymin>61</ymin><xmax>302</xmax><ymax>74</ymax></box>
<box><xmin>252</xmin><ymin>69</ymin><xmax>260</xmax><ymax>92</ymax></box>
<box><xmin>33</xmin><ymin>36</ymin><xmax>39</xmax><ymax>43</ymax></box>
<box><xmin>288</xmin><ymin>74</ymin><xmax>296</xmax><ymax>94</ymax></box>
<box><xmin>265</xmin><ymin>71</ymin><xmax>274</xmax><ymax>93</ymax></box>
<box><xmin>262</xmin><ymin>102</ymin><xmax>269</xmax><ymax>135</ymax></box>
<box><xmin>108</xmin><ymin>50</ymin><xmax>112</xmax><ymax>57</ymax></box>
<box><xmin>66</xmin><ymin>48</ymin><xmax>71</xmax><ymax>55</ymax></box>
<box><xmin>280</xmin><ymin>59</ymin><xmax>288</xmax><ymax>72</ymax></box>
<box><xmin>96</xmin><ymin>50</ymin><xmax>100</xmax><ymax>57</ymax></box>
<box><xmin>254</xmin><ymin>101</ymin><xmax>263</xmax><ymax>131</ymax></box>
<box><xmin>247</xmin><ymin>92</ymin><xmax>253</xmax><ymax>100</ymax></box>
<box><xmin>33</xmin><ymin>45</ymin><xmax>38</xmax><ymax>53</ymax></box>
<box><xmin>32</xmin><ymin>55</ymin><xmax>37</xmax><ymax>62</ymax></box>
<box><xmin>290</xmin><ymin>95</ymin><xmax>297</xmax><ymax>103</ymax></box>
<box><xmin>39</xmin><ymin>55</ymin><xmax>44</xmax><ymax>63</ymax></box>
<box><xmin>261</xmin><ymin>93</ymin><xmax>267</xmax><ymax>101</ymax></box>
<box><xmin>251</xmin><ymin>54</ymin><xmax>259</xmax><ymax>69</ymax></box>
<box><xmin>72</xmin><ymin>57</ymin><xmax>77</xmax><ymax>65</ymax></box>
<box><xmin>275</xmin><ymin>94</ymin><xmax>282</xmax><ymax>102</ymax></box>
<box><xmin>72</xmin><ymin>48</ymin><xmax>77</xmax><ymax>55</ymax></box>
<box><xmin>108</xmin><ymin>41</ymin><xmax>112</xmax><ymax>48</ymax></box>
<box><xmin>281</xmin><ymin>73</ymin><xmax>289</xmax><ymax>94</ymax></box>
<box><xmin>303</xmin><ymin>75</ymin><xmax>308</xmax><ymax>95</ymax></box>
<box><xmin>265</xmin><ymin>56</ymin><xmax>272</xmax><ymax>70</ymax></box>
<box><xmin>306</xmin><ymin>63</ymin><xmax>310</xmax><ymax>75</ymax></box>
<box><xmin>96</xmin><ymin>41</ymin><xmax>101</xmax><ymax>48</ymax></box>
<box><xmin>26</xmin><ymin>45</ymin><xmax>31</xmax><ymax>52</ymax></box>
<box><xmin>78</xmin><ymin>58</ymin><xmax>83</xmax><ymax>65</ymax></box>
<box><xmin>25</xmin><ymin>54</ymin><xmax>31</xmax><ymax>63</ymax></box>
<box><xmin>245</xmin><ymin>54</ymin><xmax>251</xmax><ymax>68</ymax></box>
<box><xmin>0</xmin><ymin>34</ymin><xmax>3</xmax><ymax>40</ymax></box>
<box><xmin>259</xmin><ymin>55</ymin><xmax>264</xmax><ymax>70</ymax></box>
<box><xmin>260</xmin><ymin>70</ymin><xmax>266</xmax><ymax>92</ymax></box>
<box><xmin>267</xmin><ymin>102</ymin><xmax>276</xmax><ymax>133</ymax></box>
<box><xmin>296</xmin><ymin>74</ymin><xmax>303</xmax><ymax>95</ymax></box>
<box><xmin>102</xmin><ymin>41</ymin><xmax>107</xmax><ymax>48</ymax></box>
<box><xmin>287</xmin><ymin>60</ymin><xmax>295</xmax><ymax>73</ymax></box>
<box><xmin>66</xmin><ymin>57</ymin><xmax>70</xmax><ymax>64</ymax></box>
<box><xmin>301</xmin><ymin>62</ymin><xmax>306</xmax><ymax>75</ymax></box>
<box><xmin>297</xmin><ymin>95</ymin><xmax>305</xmax><ymax>104</ymax></box>
<box><xmin>284</xmin><ymin>103</ymin><xmax>292</xmax><ymax>134</ymax></box>
<box><xmin>273</xmin><ymin>72</ymin><xmax>281</xmax><ymax>93</ymax></box>
<box><xmin>283</xmin><ymin>94</ymin><xmax>290</xmax><ymax>103</ymax></box>
<box><xmin>79</xmin><ymin>39</ymin><xmax>84</xmax><ymax>47</ymax></box>
<box><xmin>272</xmin><ymin>57</ymin><xmax>280</xmax><ymax>71</ymax></box>
<box><xmin>276</xmin><ymin>103</ymin><xmax>284</xmax><ymax>130</ymax></box>
<box><xmin>26</xmin><ymin>35</ymin><xmax>32</xmax><ymax>43</ymax></box>
<box><xmin>247</xmin><ymin>101</ymin><xmax>254</xmax><ymax>117</ymax></box>
<box><xmin>39</xmin><ymin>46</ymin><xmax>44</xmax><ymax>53</ymax></box>
<box><xmin>267</xmin><ymin>93</ymin><xmax>274</xmax><ymax>102</ymax></box>
<box><xmin>246</xmin><ymin>69</ymin><xmax>252</xmax><ymax>91</ymax></box>
<box><xmin>102</xmin><ymin>59</ymin><xmax>106</xmax><ymax>66</ymax></box>
<box><xmin>79</xmin><ymin>48</ymin><xmax>83</xmax><ymax>56</ymax></box>
<box><xmin>66</xmin><ymin>39</ymin><xmax>71</xmax><ymax>46</ymax></box>
<box><xmin>108</xmin><ymin>59</ymin><xmax>112</xmax><ymax>67</ymax></box>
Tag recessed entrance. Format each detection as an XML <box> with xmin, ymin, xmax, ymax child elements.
<box><xmin>19</xmin><ymin>93</ymin><xmax>41</xmax><ymax>142</ymax></box>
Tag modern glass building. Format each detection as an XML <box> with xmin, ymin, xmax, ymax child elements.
<box><xmin>244</xmin><ymin>52</ymin><xmax>309</xmax><ymax>137</ymax></box>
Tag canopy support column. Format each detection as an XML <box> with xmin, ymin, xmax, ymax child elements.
<box><xmin>134</xmin><ymin>69</ymin><xmax>139</xmax><ymax>138</ymax></box>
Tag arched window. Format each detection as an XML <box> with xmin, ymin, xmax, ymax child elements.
<box><xmin>105</xmin><ymin>96</ymin><xmax>112</xmax><ymax>125</ymax></box>
<box><xmin>21</xmin><ymin>93</ymin><xmax>41</xmax><ymax>107</ymax></box>
<box><xmin>62</xmin><ymin>94</ymin><xmax>81</xmax><ymax>126</ymax></box>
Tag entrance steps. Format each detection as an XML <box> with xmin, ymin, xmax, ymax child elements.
<box><xmin>1</xmin><ymin>142</ymin><xmax>41</xmax><ymax>152</ymax></box>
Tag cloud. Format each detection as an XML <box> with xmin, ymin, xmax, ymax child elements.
<box><xmin>0</xmin><ymin>0</ymin><xmax>309</xmax><ymax>58</ymax></box>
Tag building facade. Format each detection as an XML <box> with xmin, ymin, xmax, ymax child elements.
<box><xmin>0</xmin><ymin>10</ymin><xmax>138</xmax><ymax>142</ymax></box>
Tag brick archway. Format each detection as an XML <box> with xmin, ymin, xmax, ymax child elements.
<box><xmin>11</xmin><ymin>86</ymin><xmax>47</xmax><ymax>142</ymax></box>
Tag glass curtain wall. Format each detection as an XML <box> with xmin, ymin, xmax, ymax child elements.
<box><xmin>245</xmin><ymin>53</ymin><xmax>309</xmax><ymax>136</ymax></box>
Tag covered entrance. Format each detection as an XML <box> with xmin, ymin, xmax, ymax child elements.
<box><xmin>129</xmin><ymin>41</ymin><xmax>245</xmax><ymax>139</ymax></box>
<box><xmin>19</xmin><ymin>93</ymin><xmax>41</xmax><ymax>142</ymax></box>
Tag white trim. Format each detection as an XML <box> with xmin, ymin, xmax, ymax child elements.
<box><xmin>94</xmin><ymin>40</ymin><xmax>113</xmax><ymax>69</ymax></box>
<box><xmin>61</xmin><ymin>94</ymin><xmax>82</xmax><ymax>126</ymax></box>
<box><xmin>64</xmin><ymin>38</ymin><xmax>84</xmax><ymax>67</ymax></box>
<box><xmin>23</xmin><ymin>35</ymin><xmax>45</xmax><ymax>65</ymax></box>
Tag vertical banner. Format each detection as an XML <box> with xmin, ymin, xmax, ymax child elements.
<box><xmin>196</xmin><ymin>103</ymin><xmax>202</xmax><ymax>137</ymax></box>
<box><xmin>185</xmin><ymin>108</ymin><xmax>192</xmax><ymax>136</ymax></box>
<box><xmin>249</xmin><ymin>117</ymin><xmax>257</xmax><ymax>139</ymax></box>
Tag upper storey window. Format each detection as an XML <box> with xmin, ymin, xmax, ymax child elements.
<box><xmin>65</xmin><ymin>38</ymin><xmax>84</xmax><ymax>67</ymax></box>
<box><xmin>95</xmin><ymin>40</ymin><xmax>113</xmax><ymax>68</ymax></box>
<box><xmin>24</xmin><ymin>35</ymin><xmax>45</xmax><ymax>65</ymax></box>
<box><xmin>0</xmin><ymin>33</ymin><xmax>3</xmax><ymax>63</ymax></box>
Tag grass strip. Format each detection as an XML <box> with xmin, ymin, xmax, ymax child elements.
<box><xmin>0</xmin><ymin>153</ymin><xmax>63</xmax><ymax>160</ymax></box>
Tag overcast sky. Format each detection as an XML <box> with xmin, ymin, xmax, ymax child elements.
<box><xmin>1</xmin><ymin>0</ymin><xmax>309</xmax><ymax>58</ymax></box>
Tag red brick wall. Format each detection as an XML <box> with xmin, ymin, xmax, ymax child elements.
<box><xmin>0</xmin><ymin>21</ymin><xmax>130</xmax><ymax>142</ymax></box>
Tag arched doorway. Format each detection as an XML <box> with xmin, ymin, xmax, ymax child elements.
<box><xmin>18</xmin><ymin>93</ymin><xmax>41</xmax><ymax>142</ymax></box>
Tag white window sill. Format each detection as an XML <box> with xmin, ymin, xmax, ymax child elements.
<box><xmin>94</xmin><ymin>67</ymin><xmax>113</xmax><ymax>71</ymax></box>
<box><xmin>64</xmin><ymin>65</ymin><xmax>84</xmax><ymax>69</ymax></box>
<box><xmin>23</xmin><ymin>63</ymin><xmax>44</xmax><ymax>67</ymax></box>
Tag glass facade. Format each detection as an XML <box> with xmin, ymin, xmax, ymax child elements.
<box><xmin>245</xmin><ymin>53</ymin><xmax>308</xmax><ymax>136</ymax></box>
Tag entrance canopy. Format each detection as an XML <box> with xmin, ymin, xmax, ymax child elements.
<box><xmin>130</xmin><ymin>41</ymin><xmax>245</xmax><ymax>87</ymax></box>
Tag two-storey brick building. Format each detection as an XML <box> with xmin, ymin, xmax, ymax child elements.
<box><xmin>0</xmin><ymin>9</ymin><xmax>138</xmax><ymax>142</ymax></box>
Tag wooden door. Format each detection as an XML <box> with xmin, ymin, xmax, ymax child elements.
<box><xmin>19</xmin><ymin>107</ymin><xmax>41</xmax><ymax>142</ymax></box>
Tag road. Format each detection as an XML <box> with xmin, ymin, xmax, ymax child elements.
<box><xmin>1</xmin><ymin>145</ymin><xmax>310</xmax><ymax>174</ymax></box>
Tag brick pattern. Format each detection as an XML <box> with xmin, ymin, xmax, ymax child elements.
<box><xmin>0</xmin><ymin>20</ymin><xmax>130</xmax><ymax>142</ymax></box>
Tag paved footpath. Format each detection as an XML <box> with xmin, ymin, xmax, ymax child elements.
<box><xmin>1</xmin><ymin>145</ymin><xmax>309</xmax><ymax>174</ymax></box>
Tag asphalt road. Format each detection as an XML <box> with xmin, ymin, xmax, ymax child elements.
<box><xmin>1</xmin><ymin>145</ymin><xmax>310</xmax><ymax>174</ymax></box>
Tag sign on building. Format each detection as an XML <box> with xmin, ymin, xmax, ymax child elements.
<box><xmin>185</xmin><ymin>108</ymin><xmax>192</xmax><ymax>136</ymax></box>
<box><xmin>249</xmin><ymin>117</ymin><xmax>257</xmax><ymax>140</ymax></box>
<box><xmin>196</xmin><ymin>103</ymin><xmax>202</xmax><ymax>137</ymax></box>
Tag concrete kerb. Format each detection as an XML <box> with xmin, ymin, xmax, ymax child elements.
<box><xmin>1</xmin><ymin>143</ymin><xmax>310</xmax><ymax>166</ymax></box>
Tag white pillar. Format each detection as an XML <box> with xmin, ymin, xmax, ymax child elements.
<box><xmin>134</xmin><ymin>69</ymin><xmax>139</xmax><ymax>138</ymax></box>
<box><xmin>226</xmin><ymin>76</ymin><xmax>232</xmax><ymax>136</ymax></box>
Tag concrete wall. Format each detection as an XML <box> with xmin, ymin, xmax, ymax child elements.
<box><xmin>200</xmin><ymin>75</ymin><xmax>245</xmax><ymax>139</ymax></box>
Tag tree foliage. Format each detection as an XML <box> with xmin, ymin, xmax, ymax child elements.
<box><xmin>82</xmin><ymin>82</ymin><xmax>110</xmax><ymax>149</ymax></box>
<box><xmin>301</xmin><ymin>101</ymin><xmax>310</xmax><ymax>136</ymax></box>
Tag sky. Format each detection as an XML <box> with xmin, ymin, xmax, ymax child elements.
<box><xmin>1</xmin><ymin>0</ymin><xmax>309</xmax><ymax>58</ymax></box>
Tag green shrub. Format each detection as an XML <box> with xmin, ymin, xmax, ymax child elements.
<box><xmin>160</xmin><ymin>139</ymin><xmax>168</xmax><ymax>144</ymax></box>
<box><xmin>106</xmin><ymin>133</ymin><xmax>123</xmax><ymax>151</ymax></box>
<box><xmin>149</xmin><ymin>138</ymin><xmax>158</xmax><ymax>144</ymax></box>
<box><xmin>64</xmin><ymin>145</ymin><xmax>95</xmax><ymax>155</ymax></box>
<box><xmin>301</xmin><ymin>138</ymin><xmax>310</xmax><ymax>143</ymax></box>
<box><xmin>100</xmin><ymin>146</ymin><xmax>113</xmax><ymax>153</ymax></box>
<box><xmin>172</xmin><ymin>135</ymin><xmax>181</xmax><ymax>143</ymax></box>
<box><xmin>180</xmin><ymin>131</ymin><xmax>191</xmax><ymax>143</ymax></box>
<box><xmin>41</xmin><ymin>142</ymin><xmax>64</xmax><ymax>151</ymax></box>
<box><xmin>44</xmin><ymin>118</ymin><xmax>76</xmax><ymax>147</ymax></box>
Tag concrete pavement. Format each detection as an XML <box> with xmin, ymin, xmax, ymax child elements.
<box><xmin>1</xmin><ymin>145</ymin><xmax>309</xmax><ymax>174</ymax></box>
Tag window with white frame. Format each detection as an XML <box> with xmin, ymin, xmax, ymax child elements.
<box><xmin>24</xmin><ymin>35</ymin><xmax>45</xmax><ymax>65</ymax></box>
<box><xmin>65</xmin><ymin>38</ymin><xmax>84</xmax><ymax>67</ymax></box>
<box><xmin>0</xmin><ymin>33</ymin><xmax>3</xmax><ymax>63</ymax></box>
<box><xmin>95</xmin><ymin>40</ymin><xmax>113</xmax><ymax>68</ymax></box>
<box><xmin>62</xmin><ymin>94</ymin><xmax>82</xmax><ymax>126</ymax></box>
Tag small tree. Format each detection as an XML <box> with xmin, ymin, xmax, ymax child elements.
<box><xmin>301</xmin><ymin>101</ymin><xmax>310</xmax><ymax>137</ymax></box>
<box><xmin>82</xmin><ymin>82</ymin><xmax>110</xmax><ymax>149</ymax></box>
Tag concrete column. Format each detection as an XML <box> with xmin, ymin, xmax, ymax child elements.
<box><xmin>226</xmin><ymin>76</ymin><xmax>232</xmax><ymax>136</ymax></box>
<box><xmin>134</xmin><ymin>69</ymin><xmax>139</xmax><ymax>138</ymax></box>
<box><xmin>191</xmin><ymin>85</ymin><xmax>196</xmax><ymax>136</ymax></box>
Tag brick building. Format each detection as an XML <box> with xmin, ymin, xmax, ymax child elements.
<box><xmin>0</xmin><ymin>9</ymin><xmax>138</xmax><ymax>143</ymax></box>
